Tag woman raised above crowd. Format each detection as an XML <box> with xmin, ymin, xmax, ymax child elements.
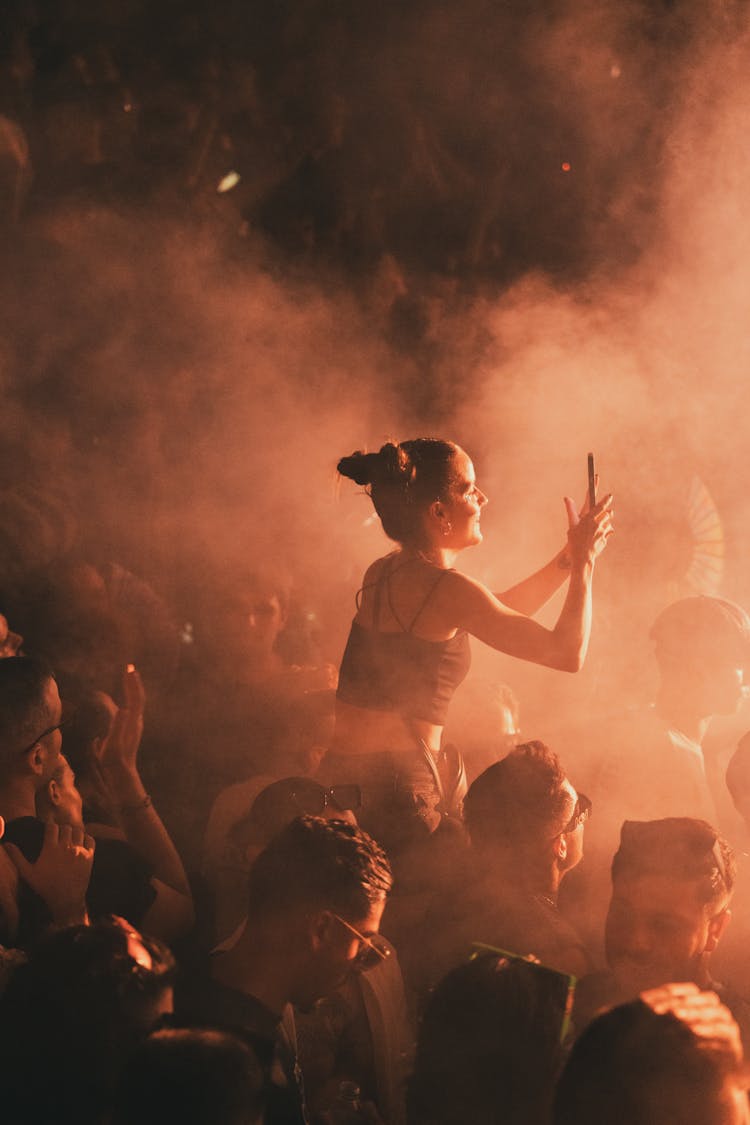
<box><xmin>328</xmin><ymin>438</ymin><xmax>613</xmax><ymax>845</ymax></box>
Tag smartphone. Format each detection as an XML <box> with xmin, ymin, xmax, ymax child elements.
<box><xmin>587</xmin><ymin>452</ymin><xmax>596</xmax><ymax>510</ymax></box>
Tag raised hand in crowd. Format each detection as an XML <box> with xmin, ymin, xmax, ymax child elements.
<box><xmin>5</xmin><ymin>818</ymin><xmax>94</xmax><ymax>928</ymax></box>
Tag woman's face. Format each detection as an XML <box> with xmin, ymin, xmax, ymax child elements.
<box><xmin>442</xmin><ymin>449</ymin><xmax>488</xmax><ymax>549</ymax></box>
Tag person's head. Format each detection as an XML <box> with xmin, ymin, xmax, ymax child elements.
<box><xmin>605</xmin><ymin>818</ymin><xmax>735</xmax><ymax>995</ymax></box>
<box><xmin>59</xmin><ymin>688</ymin><xmax>117</xmax><ymax>815</ymax></box>
<box><xmin>337</xmin><ymin>439</ymin><xmax>487</xmax><ymax>552</ymax></box>
<box><xmin>408</xmin><ymin>951</ymin><xmax>571</xmax><ymax>1125</ymax></box>
<box><xmin>113</xmin><ymin>1027</ymin><xmax>264</xmax><ymax>1125</ymax></box>
<box><xmin>35</xmin><ymin>753</ymin><xmax>84</xmax><ymax>830</ymax></box>
<box><xmin>246</xmin><ymin>815</ymin><xmax>392</xmax><ymax>1009</ymax></box>
<box><xmin>650</xmin><ymin>596</ymin><xmax>750</xmax><ymax>718</ymax></box>
<box><xmin>554</xmin><ymin>996</ymin><xmax>749</xmax><ymax>1125</ymax></box>
<box><xmin>725</xmin><ymin>731</ymin><xmax>750</xmax><ymax>828</ymax></box>
<box><xmin>463</xmin><ymin>741</ymin><xmax>589</xmax><ymax>881</ymax></box>
<box><xmin>201</xmin><ymin>565</ymin><xmax>291</xmax><ymax>672</ymax></box>
<box><xmin>0</xmin><ymin>655</ymin><xmax>63</xmax><ymax>790</ymax></box>
<box><xmin>0</xmin><ymin>917</ymin><xmax>176</xmax><ymax>1124</ymax></box>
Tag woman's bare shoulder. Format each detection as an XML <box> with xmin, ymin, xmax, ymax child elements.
<box><xmin>361</xmin><ymin>551</ymin><xmax>399</xmax><ymax>587</ymax></box>
<box><xmin>437</xmin><ymin>568</ymin><xmax>516</xmax><ymax>612</ymax></box>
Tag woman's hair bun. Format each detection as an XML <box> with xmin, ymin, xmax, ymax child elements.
<box><xmin>337</xmin><ymin>443</ymin><xmax>412</xmax><ymax>488</ymax></box>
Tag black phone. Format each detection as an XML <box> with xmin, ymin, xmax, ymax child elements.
<box><xmin>587</xmin><ymin>452</ymin><xmax>596</xmax><ymax>510</ymax></box>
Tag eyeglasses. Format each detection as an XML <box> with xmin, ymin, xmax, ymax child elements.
<box><xmin>562</xmin><ymin>792</ymin><xmax>592</xmax><ymax>835</ymax></box>
<box><xmin>331</xmin><ymin>913</ymin><xmax>391</xmax><ymax>972</ymax></box>
<box><xmin>17</xmin><ymin>719</ymin><xmax>67</xmax><ymax>758</ymax></box>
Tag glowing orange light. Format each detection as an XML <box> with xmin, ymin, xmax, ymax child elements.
<box><xmin>561</xmin><ymin>162</ymin><xmax>571</xmax><ymax>172</ymax></box>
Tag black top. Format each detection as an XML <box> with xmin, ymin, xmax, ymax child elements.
<box><xmin>337</xmin><ymin>564</ymin><xmax>471</xmax><ymax>725</ymax></box>
<box><xmin>178</xmin><ymin>971</ymin><xmax>308</xmax><ymax>1125</ymax></box>
<box><xmin>2</xmin><ymin>816</ymin><xmax>155</xmax><ymax>948</ymax></box>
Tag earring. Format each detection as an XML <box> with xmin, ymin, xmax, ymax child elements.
<box><xmin>442</xmin><ymin>521</ymin><xmax>452</xmax><ymax>536</ymax></box>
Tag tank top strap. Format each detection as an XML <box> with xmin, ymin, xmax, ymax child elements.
<box><xmin>407</xmin><ymin>567</ymin><xmax>452</xmax><ymax>633</ymax></box>
<box><xmin>372</xmin><ymin>568</ymin><xmax>386</xmax><ymax>627</ymax></box>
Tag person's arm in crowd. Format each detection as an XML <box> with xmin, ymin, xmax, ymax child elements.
<box><xmin>100</xmin><ymin>666</ymin><xmax>194</xmax><ymax>940</ymax></box>
<box><xmin>5</xmin><ymin>819</ymin><xmax>94</xmax><ymax>928</ymax></box>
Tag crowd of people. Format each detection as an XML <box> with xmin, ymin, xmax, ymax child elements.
<box><xmin>0</xmin><ymin>436</ymin><xmax>748</xmax><ymax>1124</ymax></box>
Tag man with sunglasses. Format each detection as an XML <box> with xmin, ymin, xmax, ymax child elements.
<box><xmin>182</xmin><ymin>815</ymin><xmax>393</xmax><ymax>1125</ymax></box>
<box><xmin>418</xmin><ymin>741</ymin><xmax>593</xmax><ymax>1001</ymax></box>
<box><xmin>0</xmin><ymin>656</ymin><xmax>66</xmax><ymax>823</ymax></box>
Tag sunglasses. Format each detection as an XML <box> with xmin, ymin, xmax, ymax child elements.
<box><xmin>331</xmin><ymin>914</ymin><xmax>391</xmax><ymax>972</ymax></box>
<box><xmin>17</xmin><ymin>719</ymin><xmax>68</xmax><ymax>758</ymax></box>
<box><xmin>562</xmin><ymin>792</ymin><xmax>592</xmax><ymax>835</ymax></box>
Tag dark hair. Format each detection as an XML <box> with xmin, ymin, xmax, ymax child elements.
<box><xmin>0</xmin><ymin>655</ymin><xmax>55</xmax><ymax>768</ymax></box>
<box><xmin>553</xmin><ymin>999</ymin><xmax>742</xmax><ymax>1125</ymax></box>
<box><xmin>246</xmin><ymin>815</ymin><xmax>392</xmax><ymax>922</ymax></box>
<box><xmin>408</xmin><ymin>953</ymin><xmax>568</xmax><ymax>1125</ymax></box>
<box><xmin>0</xmin><ymin>919</ymin><xmax>176</xmax><ymax>1125</ymax></box>
<box><xmin>338</xmin><ymin>439</ymin><xmax>461</xmax><ymax>544</ymax></box>
<box><xmin>611</xmin><ymin>818</ymin><xmax>735</xmax><ymax>910</ymax></box>
<box><xmin>463</xmin><ymin>741</ymin><xmax>573</xmax><ymax>851</ymax></box>
<box><xmin>113</xmin><ymin>1027</ymin><xmax>264</xmax><ymax>1125</ymax></box>
<box><xmin>650</xmin><ymin>596</ymin><xmax>750</xmax><ymax>666</ymax></box>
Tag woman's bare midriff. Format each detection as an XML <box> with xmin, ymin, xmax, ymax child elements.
<box><xmin>332</xmin><ymin>698</ymin><xmax>443</xmax><ymax>757</ymax></box>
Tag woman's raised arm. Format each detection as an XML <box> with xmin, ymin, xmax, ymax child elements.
<box><xmin>447</xmin><ymin>494</ymin><xmax>613</xmax><ymax>671</ymax></box>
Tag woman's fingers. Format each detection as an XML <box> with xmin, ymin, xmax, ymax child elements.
<box><xmin>564</xmin><ymin>497</ymin><xmax>579</xmax><ymax>528</ymax></box>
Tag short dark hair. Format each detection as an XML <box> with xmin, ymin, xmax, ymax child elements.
<box><xmin>338</xmin><ymin>439</ymin><xmax>461</xmax><ymax>545</ymax></box>
<box><xmin>611</xmin><ymin>818</ymin><xmax>735</xmax><ymax>911</ymax></box>
<box><xmin>650</xmin><ymin>596</ymin><xmax>750</xmax><ymax>667</ymax></box>
<box><xmin>0</xmin><ymin>655</ymin><xmax>55</xmax><ymax>769</ymax></box>
<box><xmin>554</xmin><ymin>999</ymin><xmax>743</xmax><ymax>1125</ymax></box>
<box><xmin>463</xmin><ymin>741</ymin><xmax>573</xmax><ymax>850</ymax></box>
<box><xmin>408</xmin><ymin>952</ymin><xmax>568</xmax><ymax>1125</ymax></box>
<box><xmin>246</xmin><ymin>815</ymin><xmax>392</xmax><ymax>922</ymax></box>
<box><xmin>113</xmin><ymin>1028</ymin><xmax>264</xmax><ymax>1125</ymax></box>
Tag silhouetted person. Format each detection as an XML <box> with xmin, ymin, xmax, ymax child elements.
<box><xmin>113</xmin><ymin>1027</ymin><xmax>264</xmax><ymax>1125</ymax></box>
<box><xmin>556</xmin><ymin>983</ymin><xmax>749</xmax><ymax>1125</ymax></box>
<box><xmin>408</xmin><ymin>951</ymin><xmax>572</xmax><ymax>1125</ymax></box>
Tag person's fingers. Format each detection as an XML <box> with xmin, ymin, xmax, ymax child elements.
<box><xmin>123</xmin><ymin>664</ymin><xmax>146</xmax><ymax>712</ymax></box>
<box><xmin>564</xmin><ymin>496</ymin><xmax>579</xmax><ymax>527</ymax></box>
<box><xmin>58</xmin><ymin>823</ymin><xmax>73</xmax><ymax>850</ymax></box>
<box><xmin>42</xmin><ymin>818</ymin><xmax>60</xmax><ymax>847</ymax></box>
<box><xmin>82</xmin><ymin>833</ymin><xmax>96</xmax><ymax>855</ymax></box>
<box><xmin>4</xmin><ymin>841</ymin><xmax>31</xmax><ymax>880</ymax></box>
<box><xmin>70</xmin><ymin>825</ymin><xmax>84</xmax><ymax>849</ymax></box>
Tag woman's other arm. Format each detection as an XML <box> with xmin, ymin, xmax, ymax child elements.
<box><xmin>449</xmin><ymin>494</ymin><xmax>613</xmax><ymax>672</ymax></box>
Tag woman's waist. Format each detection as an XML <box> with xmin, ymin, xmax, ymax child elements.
<box><xmin>332</xmin><ymin>700</ymin><xmax>442</xmax><ymax>756</ymax></box>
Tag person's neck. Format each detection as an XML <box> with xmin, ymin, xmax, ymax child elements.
<box><xmin>401</xmin><ymin>544</ymin><xmax>459</xmax><ymax>570</ymax></box>
<box><xmin>212</xmin><ymin>929</ymin><xmax>292</xmax><ymax>1017</ymax></box>
<box><xmin>655</xmin><ymin>687</ymin><xmax>711</xmax><ymax>746</ymax></box>
<box><xmin>0</xmin><ymin>778</ymin><xmax>38</xmax><ymax>822</ymax></box>
<box><xmin>481</xmin><ymin>847</ymin><xmax>560</xmax><ymax>902</ymax></box>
